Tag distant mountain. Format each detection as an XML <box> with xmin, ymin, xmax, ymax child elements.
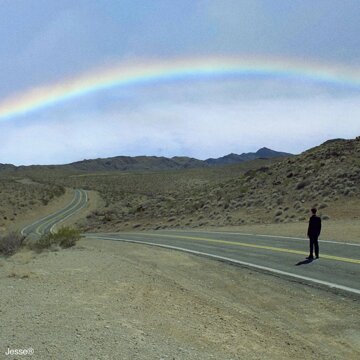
<box><xmin>0</xmin><ymin>147</ymin><xmax>293</xmax><ymax>173</ymax></box>
<box><xmin>255</xmin><ymin>147</ymin><xmax>293</xmax><ymax>158</ymax></box>
<box><xmin>204</xmin><ymin>147</ymin><xmax>293</xmax><ymax>166</ymax></box>
<box><xmin>0</xmin><ymin>163</ymin><xmax>17</xmax><ymax>172</ymax></box>
<box><xmin>68</xmin><ymin>155</ymin><xmax>205</xmax><ymax>172</ymax></box>
<box><xmin>68</xmin><ymin>148</ymin><xmax>292</xmax><ymax>171</ymax></box>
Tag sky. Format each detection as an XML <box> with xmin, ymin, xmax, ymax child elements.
<box><xmin>0</xmin><ymin>0</ymin><xmax>360</xmax><ymax>165</ymax></box>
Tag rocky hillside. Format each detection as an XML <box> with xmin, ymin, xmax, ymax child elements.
<box><xmin>70</xmin><ymin>137</ymin><xmax>359</xmax><ymax>232</ymax></box>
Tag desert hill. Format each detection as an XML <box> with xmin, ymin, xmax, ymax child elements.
<box><xmin>69</xmin><ymin>147</ymin><xmax>291</xmax><ymax>171</ymax></box>
<box><xmin>0</xmin><ymin>163</ymin><xmax>16</xmax><ymax>173</ymax></box>
<box><xmin>1</xmin><ymin>137</ymin><xmax>359</xmax><ymax>234</ymax></box>
<box><xmin>24</xmin><ymin>136</ymin><xmax>357</xmax><ymax>233</ymax></box>
<box><xmin>67</xmin><ymin>155</ymin><xmax>205</xmax><ymax>172</ymax></box>
<box><xmin>205</xmin><ymin>147</ymin><xmax>292</xmax><ymax>166</ymax></box>
<box><xmin>0</xmin><ymin>147</ymin><xmax>292</xmax><ymax>173</ymax></box>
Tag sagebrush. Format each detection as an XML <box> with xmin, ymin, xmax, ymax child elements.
<box><xmin>33</xmin><ymin>227</ymin><xmax>81</xmax><ymax>250</ymax></box>
<box><xmin>0</xmin><ymin>232</ymin><xmax>25</xmax><ymax>256</ymax></box>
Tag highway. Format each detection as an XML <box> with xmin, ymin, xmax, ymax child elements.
<box><xmin>20</xmin><ymin>188</ymin><xmax>360</xmax><ymax>296</ymax></box>
<box><xmin>86</xmin><ymin>229</ymin><xmax>360</xmax><ymax>296</ymax></box>
<box><xmin>21</xmin><ymin>189</ymin><xmax>88</xmax><ymax>237</ymax></box>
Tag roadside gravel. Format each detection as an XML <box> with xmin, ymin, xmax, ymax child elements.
<box><xmin>1</xmin><ymin>238</ymin><xmax>359</xmax><ymax>359</ymax></box>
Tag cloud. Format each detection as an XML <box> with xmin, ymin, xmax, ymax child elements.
<box><xmin>201</xmin><ymin>0</ymin><xmax>360</xmax><ymax>62</ymax></box>
<box><xmin>1</xmin><ymin>94</ymin><xmax>359</xmax><ymax>165</ymax></box>
<box><xmin>2</xmin><ymin>0</ymin><xmax>360</xmax><ymax>100</ymax></box>
<box><xmin>1</xmin><ymin>0</ymin><xmax>359</xmax><ymax>166</ymax></box>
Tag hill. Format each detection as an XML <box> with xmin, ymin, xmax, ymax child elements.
<box><xmin>1</xmin><ymin>137</ymin><xmax>359</xmax><ymax>235</ymax></box>
<box><xmin>0</xmin><ymin>147</ymin><xmax>292</xmax><ymax>173</ymax></box>
<box><xmin>20</xmin><ymin>136</ymin><xmax>357</xmax><ymax>233</ymax></box>
<box><xmin>0</xmin><ymin>163</ymin><xmax>16</xmax><ymax>173</ymax></box>
<box><xmin>68</xmin><ymin>155</ymin><xmax>205</xmax><ymax>172</ymax></box>
<box><xmin>205</xmin><ymin>147</ymin><xmax>292</xmax><ymax>165</ymax></box>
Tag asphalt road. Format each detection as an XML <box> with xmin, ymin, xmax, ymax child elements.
<box><xmin>21</xmin><ymin>189</ymin><xmax>88</xmax><ymax>237</ymax></box>
<box><xmin>20</xmin><ymin>188</ymin><xmax>360</xmax><ymax>296</ymax></box>
<box><xmin>86</xmin><ymin>229</ymin><xmax>360</xmax><ymax>296</ymax></box>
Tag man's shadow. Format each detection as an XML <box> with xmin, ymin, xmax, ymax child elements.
<box><xmin>295</xmin><ymin>258</ymin><xmax>313</xmax><ymax>266</ymax></box>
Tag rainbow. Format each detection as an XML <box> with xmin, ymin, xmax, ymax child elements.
<box><xmin>0</xmin><ymin>56</ymin><xmax>360</xmax><ymax>121</ymax></box>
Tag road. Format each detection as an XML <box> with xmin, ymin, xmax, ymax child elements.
<box><xmin>20</xmin><ymin>188</ymin><xmax>360</xmax><ymax>296</ymax></box>
<box><xmin>21</xmin><ymin>189</ymin><xmax>88</xmax><ymax>237</ymax></box>
<box><xmin>85</xmin><ymin>229</ymin><xmax>360</xmax><ymax>296</ymax></box>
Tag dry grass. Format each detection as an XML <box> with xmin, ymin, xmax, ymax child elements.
<box><xmin>0</xmin><ymin>176</ymin><xmax>65</xmax><ymax>230</ymax></box>
<box><xmin>0</xmin><ymin>232</ymin><xmax>25</xmax><ymax>256</ymax></box>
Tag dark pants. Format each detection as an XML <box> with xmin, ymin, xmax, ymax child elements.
<box><xmin>309</xmin><ymin>236</ymin><xmax>319</xmax><ymax>257</ymax></box>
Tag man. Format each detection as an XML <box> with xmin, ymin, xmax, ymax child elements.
<box><xmin>307</xmin><ymin>208</ymin><xmax>321</xmax><ymax>260</ymax></box>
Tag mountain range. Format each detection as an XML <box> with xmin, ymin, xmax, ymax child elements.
<box><xmin>0</xmin><ymin>147</ymin><xmax>293</xmax><ymax>172</ymax></box>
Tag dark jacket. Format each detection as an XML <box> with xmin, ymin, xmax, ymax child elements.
<box><xmin>308</xmin><ymin>215</ymin><xmax>322</xmax><ymax>237</ymax></box>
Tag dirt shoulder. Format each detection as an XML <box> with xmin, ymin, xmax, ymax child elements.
<box><xmin>1</xmin><ymin>238</ymin><xmax>359</xmax><ymax>360</ymax></box>
<box><xmin>206</xmin><ymin>219</ymin><xmax>360</xmax><ymax>244</ymax></box>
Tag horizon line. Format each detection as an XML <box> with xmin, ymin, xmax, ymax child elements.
<box><xmin>1</xmin><ymin>146</ymin><xmax>298</xmax><ymax>167</ymax></box>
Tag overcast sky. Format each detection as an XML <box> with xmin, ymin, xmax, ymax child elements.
<box><xmin>1</xmin><ymin>0</ymin><xmax>360</xmax><ymax>165</ymax></box>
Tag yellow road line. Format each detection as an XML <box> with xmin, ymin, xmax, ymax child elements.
<box><xmin>130</xmin><ymin>232</ymin><xmax>360</xmax><ymax>265</ymax></box>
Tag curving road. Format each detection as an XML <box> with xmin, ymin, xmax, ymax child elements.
<box><xmin>21</xmin><ymin>189</ymin><xmax>88</xmax><ymax>237</ymax></box>
<box><xmin>20</xmin><ymin>188</ymin><xmax>360</xmax><ymax>296</ymax></box>
<box><xmin>85</xmin><ymin>229</ymin><xmax>360</xmax><ymax>296</ymax></box>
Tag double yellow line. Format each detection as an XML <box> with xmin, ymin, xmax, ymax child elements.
<box><xmin>131</xmin><ymin>232</ymin><xmax>360</xmax><ymax>265</ymax></box>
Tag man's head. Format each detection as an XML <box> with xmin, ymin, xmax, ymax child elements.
<box><xmin>311</xmin><ymin>208</ymin><xmax>317</xmax><ymax>215</ymax></box>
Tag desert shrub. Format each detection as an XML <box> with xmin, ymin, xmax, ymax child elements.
<box><xmin>33</xmin><ymin>227</ymin><xmax>81</xmax><ymax>250</ymax></box>
<box><xmin>56</xmin><ymin>227</ymin><xmax>81</xmax><ymax>248</ymax></box>
<box><xmin>293</xmin><ymin>201</ymin><xmax>301</xmax><ymax>209</ymax></box>
<box><xmin>34</xmin><ymin>234</ymin><xmax>57</xmax><ymax>249</ymax></box>
<box><xmin>295</xmin><ymin>179</ymin><xmax>310</xmax><ymax>190</ymax></box>
<box><xmin>274</xmin><ymin>209</ymin><xmax>283</xmax><ymax>217</ymax></box>
<box><xmin>0</xmin><ymin>232</ymin><xmax>25</xmax><ymax>256</ymax></box>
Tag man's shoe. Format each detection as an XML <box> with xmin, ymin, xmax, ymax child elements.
<box><xmin>306</xmin><ymin>256</ymin><xmax>314</xmax><ymax>260</ymax></box>
<box><xmin>315</xmin><ymin>256</ymin><xmax>319</xmax><ymax>259</ymax></box>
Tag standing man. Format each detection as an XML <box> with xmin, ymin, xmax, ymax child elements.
<box><xmin>307</xmin><ymin>208</ymin><xmax>322</xmax><ymax>260</ymax></box>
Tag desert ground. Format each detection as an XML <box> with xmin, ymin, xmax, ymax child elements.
<box><xmin>1</xmin><ymin>238</ymin><xmax>359</xmax><ymax>360</ymax></box>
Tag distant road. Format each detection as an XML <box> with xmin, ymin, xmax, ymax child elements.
<box><xmin>21</xmin><ymin>189</ymin><xmax>88</xmax><ymax>237</ymax></box>
<box><xmin>86</xmin><ymin>229</ymin><xmax>360</xmax><ymax>296</ymax></box>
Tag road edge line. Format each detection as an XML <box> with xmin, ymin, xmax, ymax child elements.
<box><xmin>20</xmin><ymin>189</ymin><xmax>78</xmax><ymax>236</ymax></box>
<box><xmin>50</xmin><ymin>190</ymin><xmax>88</xmax><ymax>234</ymax></box>
<box><xmin>86</xmin><ymin>235</ymin><xmax>360</xmax><ymax>296</ymax></box>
